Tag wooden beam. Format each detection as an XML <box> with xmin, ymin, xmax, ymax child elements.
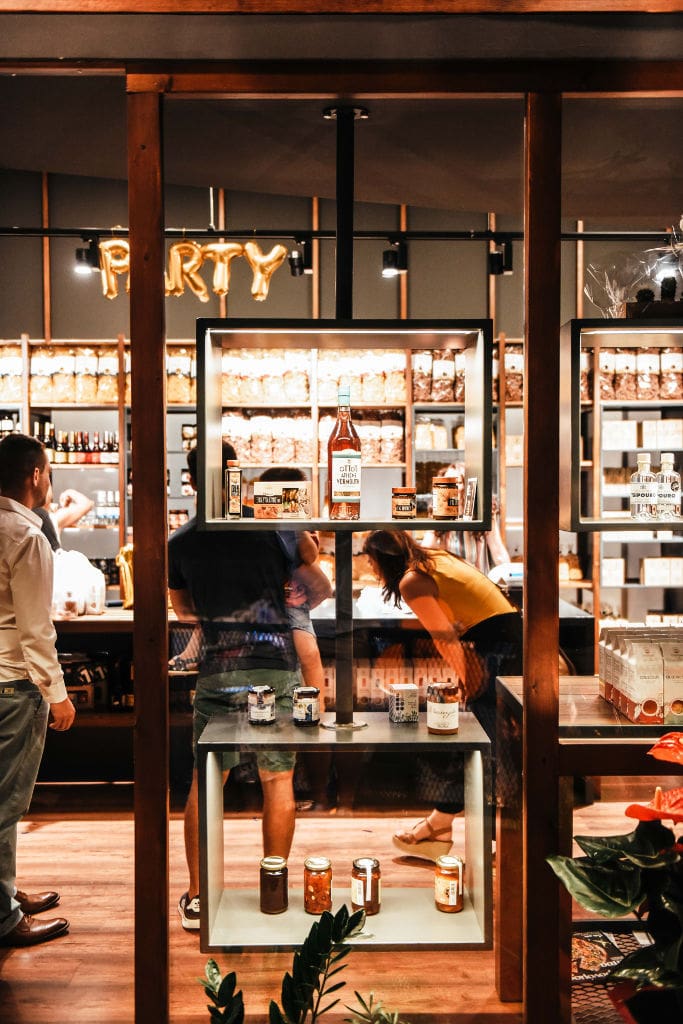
<box><xmin>3</xmin><ymin>1</ymin><xmax>683</xmax><ymax>14</ymax></box>
<box><xmin>522</xmin><ymin>91</ymin><xmax>562</xmax><ymax>1024</ymax></box>
<box><xmin>127</xmin><ymin>84</ymin><xmax>170</xmax><ymax>1024</ymax></box>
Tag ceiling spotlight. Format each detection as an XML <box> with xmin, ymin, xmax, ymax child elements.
<box><xmin>74</xmin><ymin>237</ymin><xmax>100</xmax><ymax>276</ymax></box>
<box><xmin>488</xmin><ymin>239</ymin><xmax>514</xmax><ymax>277</ymax></box>
<box><xmin>382</xmin><ymin>240</ymin><xmax>408</xmax><ymax>279</ymax></box>
<box><xmin>289</xmin><ymin>238</ymin><xmax>313</xmax><ymax>277</ymax></box>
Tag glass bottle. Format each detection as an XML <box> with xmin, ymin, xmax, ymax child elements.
<box><xmin>53</xmin><ymin>430</ymin><xmax>67</xmax><ymax>465</ymax></box>
<box><xmin>434</xmin><ymin>854</ymin><xmax>464</xmax><ymax>913</ymax></box>
<box><xmin>629</xmin><ymin>453</ymin><xmax>657</xmax><ymax>520</ymax></box>
<box><xmin>225</xmin><ymin>460</ymin><xmax>242</xmax><ymax>519</ymax></box>
<box><xmin>66</xmin><ymin>430</ymin><xmax>76</xmax><ymax>465</ymax></box>
<box><xmin>351</xmin><ymin>857</ymin><xmax>381</xmax><ymax>916</ymax></box>
<box><xmin>259</xmin><ymin>856</ymin><xmax>288</xmax><ymax>914</ymax></box>
<box><xmin>303</xmin><ymin>856</ymin><xmax>332</xmax><ymax>914</ymax></box>
<box><xmin>327</xmin><ymin>383</ymin><xmax>361</xmax><ymax>520</ymax></box>
<box><xmin>656</xmin><ymin>452</ymin><xmax>681</xmax><ymax>520</ymax></box>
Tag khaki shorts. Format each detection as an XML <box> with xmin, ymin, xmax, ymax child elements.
<box><xmin>193</xmin><ymin>668</ymin><xmax>300</xmax><ymax>773</ymax></box>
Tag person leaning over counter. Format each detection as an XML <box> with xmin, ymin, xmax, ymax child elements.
<box><xmin>0</xmin><ymin>433</ymin><xmax>76</xmax><ymax>948</ymax></box>
<box><xmin>362</xmin><ymin>529</ymin><xmax>522</xmax><ymax>862</ymax></box>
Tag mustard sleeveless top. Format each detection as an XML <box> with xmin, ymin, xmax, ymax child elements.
<box><xmin>427</xmin><ymin>549</ymin><xmax>516</xmax><ymax>635</ymax></box>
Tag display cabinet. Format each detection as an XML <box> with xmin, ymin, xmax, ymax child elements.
<box><xmin>198</xmin><ymin>712</ymin><xmax>492</xmax><ymax>953</ymax></box>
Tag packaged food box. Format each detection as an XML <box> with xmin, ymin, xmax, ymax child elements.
<box><xmin>252</xmin><ymin>480</ymin><xmax>311</xmax><ymax>519</ymax></box>
<box><xmin>661</xmin><ymin>641</ymin><xmax>683</xmax><ymax>725</ymax></box>
<box><xmin>388</xmin><ymin>682</ymin><xmax>419</xmax><ymax>723</ymax></box>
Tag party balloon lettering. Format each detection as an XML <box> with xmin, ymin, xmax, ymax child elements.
<box><xmin>97</xmin><ymin>239</ymin><xmax>289</xmax><ymax>302</ymax></box>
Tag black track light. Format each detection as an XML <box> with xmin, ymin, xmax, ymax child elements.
<box><xmin>488</xmin><ymin>239</ymin><xmax>513</xmax><ymax>277</ymax></box>
<box><xmin>74</xmin><ymin>237</ymin><xmax>100</xmax><ymax>276</ymax></box>
<box><xmin>382</xmin><ymin>240</ymin><xmax>408</xmax><ymax>279</ymax></box>
<box><xmin>289</xmin><ymin>238</ymin><xmax>313</xmax><ymax>277</ymax></box>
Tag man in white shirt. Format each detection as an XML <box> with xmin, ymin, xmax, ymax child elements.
<box><xmin>0</xmin><ymin>433</ymin><xmax>76</xmax><ymax>947</ymax></box>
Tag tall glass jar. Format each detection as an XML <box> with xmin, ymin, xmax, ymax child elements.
<box><xmin>434</xmin><ymin>854</ymin><xmax>464</xmax><ymax>913</ymax></box>
<box><xmin>351</xmin><ymin>857</ymin><xmax>381</xmax><ymax>916</ymax></box>
<box><xmin>259</xmin><ymin>855</ymin><xmax>288</xmax><ymax>914</ymax></box>
<box><xmin>303</xmin><ymin>856</ymin><xmax>332</xmax><ymax>914</ymax></box>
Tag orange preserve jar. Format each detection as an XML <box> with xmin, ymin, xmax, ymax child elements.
<box><xmin>351</xmin><ymin>857</ymin><xmax>381</xmax><ymax>916</ymax></box>
<box><xmin>303</xmin><ymin>856</ymin><xmax>332</xmax><ymax>914</ymax></box>
<box><xmin>426</xmin><ymin>681</ymin><xmax>460</xmax><ymax>734</ymax></box>
<box><xmin>434</xmin><ymin>854</ymin><xmax>464</xmax><ymax>913</ymax></box>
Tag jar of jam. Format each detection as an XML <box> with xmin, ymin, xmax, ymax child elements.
<box><xmin>259</xmin><ymin>855</ymin><xmax>288</xmax><ymax>914</ymax></box>
<box><xmin>391</xmin><ymin>486</ymin><xmax>417</xmax><ymax>519</ymax></box>
<box><xmin>426</xmin><ymin>681</ymin><xmax>460</xmax><ymax>734</ymax></box>
<box><xmin>303</xmin><ymin>856</ymin><xmax>332</xmax><ymax>914</ymax></box>
<box><xmin>432</xmin><ymin>476</ymin><xmax>460</xmax><ymax>519</ymax></box>
<box><xmin>248</xmin><ymin>684</ymin><xmax>276</xmax><ymax>724</ymax></box>
<box><xmin>351</xmin><ymin>857</ymin><xmax>381</xmax><ymax>916</ymax></box>
<box><xmin>434</xmin><ymin>854</ymin><xmax>464</xmax><ymax>913</ymax></box>
<box><xmin>292</xmin><ymin>686</ymin><xmax>320</xmax><ymax>727</ymax></box>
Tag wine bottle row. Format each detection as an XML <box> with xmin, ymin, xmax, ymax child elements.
<box><xmin>36</xmin><ymin>421</ymin><xmax>120</xmax><ymax>465</ymax></box>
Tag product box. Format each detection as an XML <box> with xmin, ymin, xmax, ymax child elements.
<box><xmin>618</xmin><ymin>637</ymin><xmax>663</xmax><ymax>723</ymax></box>
<box><xmin>640</xmin><ymin>557</ymin><xmax>670</xmax><ymax>587</ymax></box>
<box><xmin>661</xmin><ymin>642</ymin><xmax>683</xmax><ymax>725</ymax></box>
<box><xmin>388</xmin><ymin>682</ymin><xmax>419</xmax><ymax>723</ymax></box>
<box><xmin>601</xmin><ymin>558</ymin><xmax>625</xmax><ymax>587</ymax></box>
<box><xmin>669</xmin><ymin>558</ymin><xmax>683</xmax><ymax>587</ymax></box>
<box><xmin>66</xmin><ymin>682</ymin><xmax>95</xmax><ymax>710</ymax></box>
<box><xmin>602</xmin><ymin>419</ymin><xmax>638</xmax><ymax>450</ymax></box>
<box><xmin>657</xmin><ymin>418</ymin><xmax>683</xmax><ymax>450</ymax></box>
<box><xmin>252</xmin><ymin>480</ymin><xmax>311</xmax><ymax>519</ymax></box>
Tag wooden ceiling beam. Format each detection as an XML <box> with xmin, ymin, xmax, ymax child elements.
<box><xmin>3</xmin><ymin>2</ymin><xmax>683</xmax><ymax>14</ymax></box>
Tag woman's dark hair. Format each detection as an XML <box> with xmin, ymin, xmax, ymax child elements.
<box><xmin>362</xmin><ymin>530</ymin><xmax>435</xmax><ymax>608</ymax></box>
<box><xmin>186</xmin><ymin>440</ymin><xmax>237</xmax><ymax>484</ymax></box>
<box><xmin>0</xmin><ymin>433</ymin><xmax>46</xmax><ymax>493</ymax></box>
<box><xmin>259</xmin><ymin>466</ymin><xmax>306</xmax><ymax>482</ymax></box>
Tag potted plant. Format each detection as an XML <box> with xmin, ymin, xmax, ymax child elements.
<box><xmin>198</xmin><ymin>904</ymin><xmax>410</xmax><ymax>1024</ymax></box>
<box><xmin>547</xmin><ymin>732</ymin><xmax>683</xmax><ymax>1023</ymax></box>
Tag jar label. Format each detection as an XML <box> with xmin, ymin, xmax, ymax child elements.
<box><xmin>435</xmin><ymin>874</ymin><xmax>462</xmax><ymax>906</ymax></box>
<box><xmin>293</xmin><ymin>696</ymin><xmax>320</xmax><ymax>723</ymax></box>
<box><xmin>427</xmin><ymin>702</ymin><xmax>459</xmax><ymax>731</ymax></box>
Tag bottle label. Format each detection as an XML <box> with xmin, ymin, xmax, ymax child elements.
<box><xmin>435</xmin><ymin>873</ymin><xmax>463</xmax><ymax>906</ymax></box>
<box><xmin>427</xmin><ymin>701</ymin><xmax>459</xmax><ymax>731</ymax></box>
<box><xmin>331</xmin><ymin>450</ymin><xmax>361</xmax><ymax>503</ymax></box>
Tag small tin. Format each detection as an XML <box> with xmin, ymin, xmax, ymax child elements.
<box><xmin>434</xmin><ymin>854</ymin><xmax>464</xmax><ymax>913</ymax></box>
<box><xmin>292</xmin><ymin>685</ymin><xmax>320</xmax><ymax>727</ymax></box>
<box><xmin>432</xmin><ymin>476</ymin><xmax>460</xmax><ymax>519</ymax></box>
<box><xmin>351</xmin><ymin>857</ymin><xmax>381</xmax><ymax>916</ymax></box>
<box><xmin>260</xmin><ymin>855</ymin><xmax>288</xmax><ymax>914</ymax></box>
<box><xmin>391</xmin><ymin>486</ymin><xmax>417</xmax><ymax>519</ymax></box>
<box><xmin>426</xmin><ymin>681</ymin><xmax>460</xmax><ymax>734</ymax></box>
<box><xmin>248</xmin><ymin>684</ymin><xmax>276</xmax><ymax>724</ymax></box>
<box><xmin>304</xmin><ymin>856</ymin><xmax>332</xmax><ymax>914</ymax></box>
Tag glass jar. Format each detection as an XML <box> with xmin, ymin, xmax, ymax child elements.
<box><xmin>248</xmin><ymin>684</ymin><xmax>276</xmax><ymax>725</ymax></box>
<box><xmin>303</xmin><ymin>856</ymin><xmax>332</xmax><ymax>914</ymax></box>
<box><xmin>432</xmin><ymin>476</ymin><xmax>460</xmax><ymax>519</ymax></box>
<box><xmin>434</xmin><ymin>854</ymin><xmax>464</xmax><ymax>913</ymax></box>
<box><xmin>391</xmin><ymin>486</ymin><xmax>417</xmax><ymax>520</ymax></box>
<box><xmin>259</xmin><ymin>856</ymin><xmax>288</xmax><ymax>914</ymax></box>
<box><xmin>351</xmin><ymin>857</ymin><xmax>381</xmax><ymax>916</ymax></box>
<box><xmin>426</xmin><ymin>681</ymin><xmax>460</xmax><ymax>735</ymax></box>
<box><xmin>292</xmin><ymin>686</ymin><xmax>320</xmax><ymax>727</ymax></box>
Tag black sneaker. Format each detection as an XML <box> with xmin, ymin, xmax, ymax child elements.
<box><xmin>178</xmin><ymin>891</ymin><xmax>200</xmax><ymax>930</ymax></box>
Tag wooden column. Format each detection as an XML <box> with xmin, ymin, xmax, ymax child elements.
<box><xmin>523</xmin><ymin>92</ymin><xmax>564</xmax><ymax>1024</ymax></box>
<box><xmin>127</xmin><ymin>80</ymin><xmax>170</xmax><ymax>1024</ymax></box>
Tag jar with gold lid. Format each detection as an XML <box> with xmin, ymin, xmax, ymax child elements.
<box><xmin>260</xmin><ymin>855</ymin><xmax>288</xmax><ymax>914</ymax></box>
<box><xmin>303</xmin><ymin>856</ymin><xmax>332</xmax><ymax>914</ymax></box>
<box><xmin>434</xmin><ymin>854</ymin><xmax>464</xmax><ymax>913</ymax></box>
<box><xmin>426</xmin><ymin>681</ymin><xmax>460</xmax><ymax>735</ymax></box>
<box><xmin>351</xmin><ymin>857</ymin><xmax>381</xmax><ymax>916</ymax></box>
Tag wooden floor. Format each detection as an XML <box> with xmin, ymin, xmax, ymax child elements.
<box><xmin>0</xmin><ymin>794</ymin><xmax>636</xmax><ymax>1024</ymax></box>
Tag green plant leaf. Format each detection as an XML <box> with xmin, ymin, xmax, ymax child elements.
<box><xmin>317</xmin><ymin>997</ymin><xmax>341</xmax><ymax>1015</ymax></box>
<box><xmin>575</xmin><ymin>822</ymin><xmax>677</xmax><ymax>868</ymax></box>
<box><xmin>548</xmin><ymin>855</ymin><xmax>643</xmax><ymax>916</ymax></box>
<box><xmin>609</xmin><ymin>939</ymin><xmax>683</xmax><ymax>989</ymax></box>
<box><xmin>269</xmin><ymin>999</ymin><xmax>290</xmax><ymax>1024</ymax></box>
<box><xmin>208</xmin><ymin>1006</ymin><xmax>224</xmax><ymax>1023</ymax></box>
<box><xmin>347</xmin><ymin>910</ymin><xmax>366</xmax><ymax>936</ymax></box>
<box><xmin>216</xmin><ymin>971</ymin><xmax>237</xmax><ymax>1007</ymax></box>
<box><xmin>205</xmin><ymin>959</ymin><xmax>223</xmax><ymax>992</ymax></box>
<box><xmin>323</xmin><ymin>981</ymin><xmax>347</xmax><ymax>995</ymax></box>
<box><xmin>225</xmin><ymin>992</ymin><xmax>245</xmax><ymax>1024</ymax></box>
<box><xmin>331</xmin><ymin>905</ymin><xmax>349</xmax><ymax>942</ymax></box>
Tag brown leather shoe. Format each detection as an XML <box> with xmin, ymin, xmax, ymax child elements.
<box><xmin>16</xmin><ymin>890</ymin><xmax>60</xmax><ymax>915</ymax></box>
<box><xmin>0</xmin><ymin>915</ymin><xmax>69</xmax><ymax>947</ymax></box>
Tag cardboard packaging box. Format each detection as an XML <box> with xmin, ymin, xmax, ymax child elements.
<box><xmin>641</xmin><ymin>558</ymin><xmax>671</xmax><ymax>587</ymax></box>
<box><xmin>388</xmin><ymin>682</ymin><xmax>419</xmax><ymax>723</ymax></box>
<box><xmin>661</xmin><ymin>641</ymin><xmax>683</xmax><ymax>726</ymax></box>
<box><xmin>602</xmin><ymin>558</ymin><xmax>625</xmax><ymax>587</ymax></box>
<box><xmin>618</xmin><ymin>637</ymin><xmax>663</xmax><ymax>723</ymax></box>
<box><xmin>253</xmin><ymin>480</ymin><xmax>311</xmax><ymax>519</ymax></box>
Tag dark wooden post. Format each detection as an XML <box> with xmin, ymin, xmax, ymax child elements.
<box><xmin>127</xmin><ymin>79</ymin><xmax>170</xmax><ymax>1024</ymax></box>
<box><xmin>523</xmin><ymin>91</ymin><xmax>564</xmax><ymax>1024</ymax></box>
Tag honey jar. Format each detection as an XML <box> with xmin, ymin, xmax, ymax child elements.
<box><xmin>248</xmin><ymin>684</ymin><xmax>276</xmax><ymax>724</ymax></box>
<box><xmin>432</xmin><ymin>476</ymin><xmax>460</xmax><ymax>519</ymax></box>
<box><xmin>292</xmin><ymin>686</ymin><xmax>320</xmax><ymax>727</ymax></box>
<box><xmin>434</xmin><ymin>854</ymin><xmax>464</xmax><ymax>913</ymax></box>
<box><xmin>391</xmin><ymin>486</ymin><xmax>417</xmax><ymax>519</ymax></box>
<box><xmin>351</xmin><ymin>857</ymin><xmax>381</xmax><ymax>916</ymax></box>
<box><xmin>303</xmin><ymin>856</ymin><xmax>332</xmax><ymax>914</ymax></box>
<box><xmin>260</xmin><ymin>855</ymin><xmax>288</xmax><ymax>914</ymax></box>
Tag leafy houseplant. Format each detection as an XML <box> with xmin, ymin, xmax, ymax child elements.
<box><xmin>198</xmin><ymin>904</ymin><xmax>411</xmax><ymax>1024</ymax></box>
<box><xmin>547</xmin><ymin>732</ymin><xmax>683</xmax><ymax>1022</ymax></box>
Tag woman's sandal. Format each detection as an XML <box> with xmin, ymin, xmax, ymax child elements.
<box><xmin>391</xmin><ymin>818</ymin><xmax>453</xmax><ymax>862</ymax></box>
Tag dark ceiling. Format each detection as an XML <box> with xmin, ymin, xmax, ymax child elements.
<box><xmin>2</xmin><ymin>13</ymin><xmax>683</xmax><ymax>222</ymax></box>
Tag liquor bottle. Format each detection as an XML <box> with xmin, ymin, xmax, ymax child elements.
<box><xmin>629</xmin><ymin>453</ymin><xmax>657</xmax><ymax>520</ymax></box>
<box><xmin>54</xmin><ymin>430</ymin><xmax>67</xmax><ymax>465</ymax></box>
<box><xmin>111</xmin><ymin>430</ymin><xmax>119</xmax><ymax>463</ymax></box>
<box><xmin>91</xmin><ymin>430</ymin><xmax>102</xmax><ymax>464</ymax></box>
<box><xmin>66</xmin><ymin>431</ymin><xmax>76</xmax><ymax>464</ymax></box>
<box><xmin>83</xmin><ymin>431</ymin><xmax>92</xmax><ymax>464</ymax></box>
<box><xmin>656</xmin><ymin>452</ymin><xmax>681</xmax><ymax>520</ymax></box>
<box><xmin>225</xmin><ymin>460</ymin><xmax>242</xmax><ymax>518</ymax></box>
<box><xmin>327</xmin><ymin>382</ymin><xmax>361</xmax><ymax>520</ymax></box>
<box><xmin>43</xmin><ymin>422</ymin><xmax>55</xmax><ymax>463</ymax></box>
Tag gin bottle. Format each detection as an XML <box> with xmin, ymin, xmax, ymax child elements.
<box><xmin>656</xmin><ymin>452</ymin><xmax>681</xmax><ymax>520</ymax></box>
<box><xmin>629</xmin><ymin>453</ymin><xmax>657</xmax><ymax>520</ymax></box>
<box><xmin>327</xmin><ymin>383</ymin><xmax>361</xmax><ymax>520</ymax></box>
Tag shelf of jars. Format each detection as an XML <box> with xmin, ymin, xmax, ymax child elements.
<box><xmin>560</xmin><ymin>318</ymin><xmax>683</xmax><ymax>531</ymax></box>
<box><xmin>198</xmin><ymin>713</ymin><xmax>491</xmax><ymax>953</ymax></box>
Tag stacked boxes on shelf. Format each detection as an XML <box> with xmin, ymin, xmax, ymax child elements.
<box><xmin>598</xmin><ymin>625</ymin><xmax>683</xmax><ymax>725</ymax></box>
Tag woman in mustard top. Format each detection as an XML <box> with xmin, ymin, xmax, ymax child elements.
<box><xmin>363</xmin><ymin>529</ymin><xmax>522</xmax><ymax>861</ymax></box>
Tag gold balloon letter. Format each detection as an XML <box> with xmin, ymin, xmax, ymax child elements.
<box><xmin>99</xmin><ymin>239</ymin><xmax>130</xmax><ymax>300</ymax></box>
<box><xmin>244</xmin><ymin>241</ymin><xmax>288</xmax><ymax>302</ymax></box>
<box><xmin>201</xmin><ymin>242</ymin><xmax>245</xmax><ymax>297</ymax></box>
<box><xmin>165</xmin><ymin>241</ymin><xmax>209</xmax><ymax>302</ymax></box>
